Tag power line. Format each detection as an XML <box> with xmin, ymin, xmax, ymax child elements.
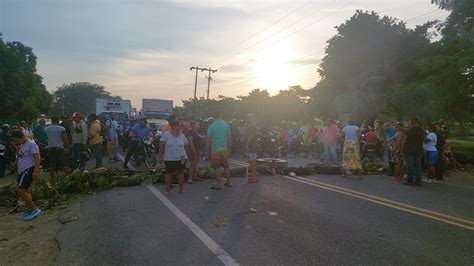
<box><xmin>236</xmin><ymin>1</ymin><xmax>334</xmax><ymax>57</ymax></box>
<box><xmin>237</xmin><ymin>0</ymin><xmax>314</xmax><ymax>47</ymax></box>
<box><xmin>405</xmin><ymin>9</ymin><xmax>440</xmax><ymax>23</ymax></box>
<box><xmin>218</xmin><ymin>2</ymin><xmax>350</xmax><ymax>70</ymax></box>
<box><xmin>208</xmin><ymin>0</ymin><xmax>314</xmax><ymax>68</ymax></box>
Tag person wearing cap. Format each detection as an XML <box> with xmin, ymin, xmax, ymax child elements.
<box><xmin>71</xmin><ymin>112</ymin><xmax>88</xmax><ymax>170</ymax></box>
<box><xmin>33</xmin><ymin>115</ymin><xmax>48</xmax><ymax>146</ymax></box>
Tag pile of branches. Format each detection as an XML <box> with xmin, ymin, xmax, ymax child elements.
<box><xmin>0</xmin><ymin>166</ymin><xmax>223</xmax><ymax>211</ymax></box>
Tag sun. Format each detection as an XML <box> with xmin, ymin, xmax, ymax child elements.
<box><xmin>252</xmin><ymin>45</ymin><xmax>298</xmax><ymax>92</ymax></box>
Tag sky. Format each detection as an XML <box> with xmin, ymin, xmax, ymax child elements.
<box><xmin>1</xmin><ymin>0</ymin><xmax>449</xmax><ymax>109</ymax></box>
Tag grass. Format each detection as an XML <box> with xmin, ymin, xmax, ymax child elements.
<box><xmin>450</xmin><ymin>137</ymin><xmax>474</xmax><ymax>162</ymax></box>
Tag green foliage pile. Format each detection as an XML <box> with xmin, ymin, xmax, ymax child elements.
<box><xmin>361</xmin><ymin>162</ymin><xmax>386</xmax><ymax>175</ymax></box>
<box><xmin>0</xmin><ymin>168</ymin><xmax>163</xmax><ymax>211</ymax></box>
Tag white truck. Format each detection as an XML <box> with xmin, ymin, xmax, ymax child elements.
<box><xmin>95</xmin><ymin>98</ymin><xmax>132</xmax><ymax>122</ymax></box>
<box><xmin>141</xmin><ymin>99</ymin><xmax>173</xmax><ymax>129</ymax></box>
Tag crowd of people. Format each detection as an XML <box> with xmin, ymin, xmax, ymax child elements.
<box><xmin>0</xmin><ymin>111</ymin><xmax>462</xmax><ymax>221</ymax></box>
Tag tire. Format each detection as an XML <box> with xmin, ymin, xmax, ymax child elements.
<box><xmin>144</xmin><ymin>147</ymin><xmax>156</xmax><ymax>168</ymax></box>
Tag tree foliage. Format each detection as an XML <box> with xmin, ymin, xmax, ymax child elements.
<box><xmin>311</xmin><ymin>8</ymin><xmax>473</xmax><ymax>122</ymax></box>
<box><xmin>0</xmin><ymin>40</ymin><xmax>52</xmax><ymax>122</ymax></box>
<box><xmin>177</xmin><ymin>86</ymin><xmax>311</xmax><ymax>123</ymax></box>
<box><xmin>51</xmin><ymin>82</ymin><xmax>121</xmax><ymax>117</ymax></box>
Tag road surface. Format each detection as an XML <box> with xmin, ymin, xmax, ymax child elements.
<box><xmin>54</xmin><ymin>152</ymin><xmax>474</xmax><ymax>265</ymax></box>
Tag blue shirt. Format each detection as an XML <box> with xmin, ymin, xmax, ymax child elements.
<box><xmin>342</xmin><ymin>125</ymin><xmax>359</xmax><ymax>142</ymax></box>
<box><xmin>132</xmin><ymin>124</ymin><xmax>150</xmax><ymax>139</ymax></box>
<box><xmin>386</xmin><ymin>127</ymin><xmax>396</xmax><ymax>140</ymax></box>
<box><xmin>207</xmin><ymin>119</ymin><xmax>231</xmax><ymax>150</ymax></box>
<box><xmin>106</xmin><ymin>119</ymin><xmax>119</xmax><ymax>137</ymax></box>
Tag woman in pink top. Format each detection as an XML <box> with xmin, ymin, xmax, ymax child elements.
<box><xmin>322</xmin><ymin>118</ymin><xmax>339</xmax><ymax>164</ymax></box>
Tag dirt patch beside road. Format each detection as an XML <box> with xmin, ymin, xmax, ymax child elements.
<box><xmin>0</xmin><ymin>207</ymin><xmax>61</xmax><ymax>265</ymax></box>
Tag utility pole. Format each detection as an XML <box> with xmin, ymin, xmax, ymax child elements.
<box><xmin>190</xmin><ymin>66</ymin><xmax>217</xmax><ymax>118</ymax></box>
<box><xmin>205</xmin><ymin>68</ymin><xmax>217</xmax><ymax>100</ymax></box>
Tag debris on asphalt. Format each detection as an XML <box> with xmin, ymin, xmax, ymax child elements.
<box><xmin>59</xmin><ymin>215</ymin><xmax>78</xmax><ymax>224</ymax></box>
<box><xmin>249</xmin><ymin>208</ymin><xmax>258</xmax><ymax>213</ymax></box>
<box><xmin>268</xmin><ymin>211</ymin><xmax>278</xmax><ymax>216</ymax></box>
<box><xmin>212</xmin><ymin>219</ymin><xmax>228</xmax><ymax>228</ymax></box>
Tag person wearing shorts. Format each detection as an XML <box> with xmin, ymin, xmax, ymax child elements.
<box><xmin>11</xmin><ymin>130</ymin><xmax>42</xmax><ymax>221</ymax></box>
<box><xmin>206</xmin><ymin>114</ymin><xmax>231</xmax><ymax>190</ymax></box>
<box><xmin>159</xmin><ymin>120</ymin><xmax>189</xmax><ymax>195</ymax></box>
<box><xmin>245</xmin><ymin>114</ymin><xmax>258</xmax><ymax>183</ymax></box>
<box><xmin>45</xmin><ymin>116</ymin><xmax>70</xmax><ymax>182</ymax></box>
<box><xmin>423</xmin><ymin>124</ymin><xmax>438</xmax><ymax>183</ymax></box>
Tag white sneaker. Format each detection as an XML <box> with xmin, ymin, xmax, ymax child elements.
<box><xmin>433</xmin><ymin>179</ymin><xmax>438</xmax><ymax>184</ymax></box>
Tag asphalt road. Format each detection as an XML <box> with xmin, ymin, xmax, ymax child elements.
<box><xmin>54</xmin><ymin>152</ymin><xmax>474</xmax><ymax>265</ymax></box>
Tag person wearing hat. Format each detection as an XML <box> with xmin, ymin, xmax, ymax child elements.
<box><xmin>71</xmin><ymin>112</ymin><xmax>89</xmax><ymax>170</ymax></box>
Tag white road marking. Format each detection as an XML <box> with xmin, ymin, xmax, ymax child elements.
<box><xmin>146</xmin><ymin>184</ymin><xmax>239</xmax><ymax>266</ymax></box>
<box><xmin>119</xmin><ymin>153</ymin><xmax>238</xmax><ymax>264</ymax></box>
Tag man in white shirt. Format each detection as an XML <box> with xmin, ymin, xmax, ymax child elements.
<box><xmin>423</xmin><ymin>124</ymin><xmax>438</xmax><ymax>183</ymax></box>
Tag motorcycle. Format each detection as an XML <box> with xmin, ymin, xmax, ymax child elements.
<box><xmin>131</xmin><ymin>137</ymin><xmax>157</xmax><ymax>168</ymax></box>
<box><xmin>257</xmin><ymin>133</ymin><xmax>279</xmax><ymax>158</ymax></box>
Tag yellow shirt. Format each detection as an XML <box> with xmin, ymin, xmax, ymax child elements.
<box><xmin>89</xmin><ymin>120</ymin><xmax>102</xmax><ymax>145</ymax></box>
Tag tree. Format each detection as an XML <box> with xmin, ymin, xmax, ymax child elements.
<box><xmin>178</xmin><ymin>86</ymin><xmax>312</xmax><ymax>123</ymax></box>
<box><xmin>51</xmin><ymin>82</ymin><xmax>121</xmax><ymax>117</ymax></box>
<box><xmin>0</xmin><ymin>40</ymin><xmax>52</xmax><ymax>122</ymax></box>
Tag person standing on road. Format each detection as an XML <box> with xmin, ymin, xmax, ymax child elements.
<box><xmin>390</xmin><ymin>123</ymin><xmax>407</xmax><ymax>180</ymax></box>
<box><xmin>88</xmin><ymin>114</ymin><xmax>103</xmax><ymax>169</ymax></box>
<box><xmin>123</xmin><ymin>117</ymin><xmax>151</xmax><ymax>168</ymax></box>
<box><xmin>322</xmin><ymin>118</ymin><xmax>339</xmax><ymax>164</ymax></box>
<box><xmin>205</xmin><ymin>114</ymin><xmax>232</xmax><ymax>190</ymax></box>
<box><xmin>403</xmin><ymin>117</ymin><xmax>426</xmax><ymax>186</ymax></box>
<box><xmin>60</xmin><ymin>116</ymin><xmax>73</xmax><ymax>146</ymax></box>
<box><xmin>106</xmin><ymin>112</ymin><xmax>119</xmax><ymax>163</ymax></box>
<box><xmin>71</xmin><ymin>112</ymin><xmax>88</xmax><ymax>170</ymax></box>
<box><xmin>340</xmin><ymin>120</ymin><xmax>362</xmax><ymax>178</ymax></box>
<box><xmin>424</xmin><ymin>124</ymin><xmax>438</xmax><ymax>183</ymax></box>
<box><xmin>434</xmin><ymin>123</ymin><xmax>446</xmax><ymax>181</ymax></box>
<box><xmin>245</xmin><ymin>113</ymin><xmax>258</xmax><ymax>183</ymax></box>
<box><xmin>33</xmin><ymin>115</ymin><xmax>48</xmax><ymax>146</ymax></box>
<box><xmin>186</xmin><ymin>121</ymin><xmax>203</xmax><ymax>184</ymax></box>
<box><xmin>159</xmin><ymin>120</ymin><xmax>189</xmax><ymax>195</ymax></box>
<box><xmin>10</xmin><ymin>130</ymin><xmax>42</xmax><ymax>221</ymax></box>
<box><xmin>44</xmin><ymin>116</ymin><xmax>70</xmax><ymax>182</ymax></box>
